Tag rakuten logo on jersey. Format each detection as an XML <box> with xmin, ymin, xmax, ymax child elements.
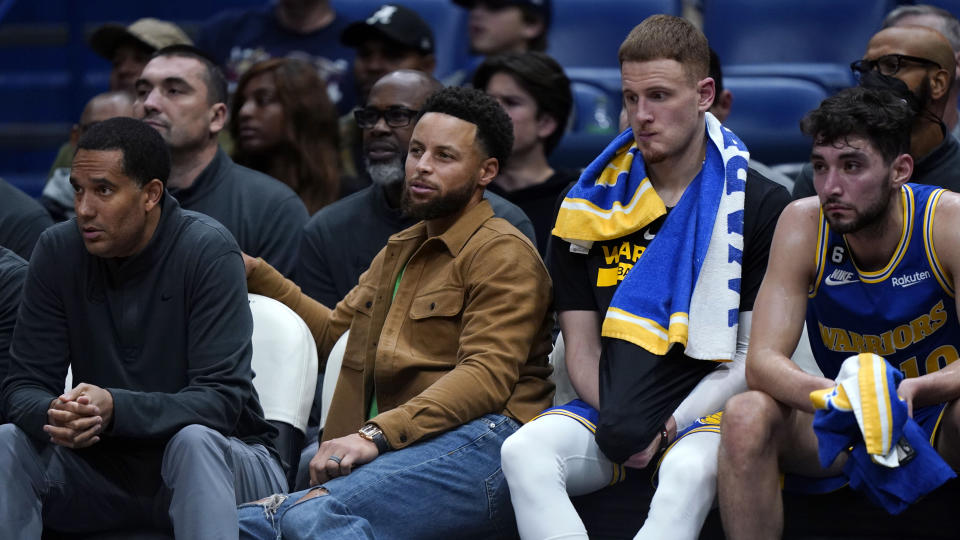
<box><xmin>892</xmin><ymin>270</ymin><xmax>931</xmax><ymax>288</ymax></box>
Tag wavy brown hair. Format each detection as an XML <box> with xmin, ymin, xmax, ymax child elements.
<box><xmin>231</xmin><ymin>58</ymin><xmax>340</xmax><ymax>213</ymax></box>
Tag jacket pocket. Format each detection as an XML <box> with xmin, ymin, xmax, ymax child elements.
<box><xmin>343</xmin><ymin>283</ymin><xmax>376</xmax><ymax>317</ymax></box>
<box><xmin>341</xmin><ymin>284</ymin><xmax>377</xmax><ymax>370</ymax></box>
<box><xmin>409</xmin><ymin>287</ymin><xmax>464</xmax><ymax>319</ymax></box>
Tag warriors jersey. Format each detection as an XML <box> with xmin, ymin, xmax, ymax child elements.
<box><xmin>806</xmin><ymin>183</ymin><xmax>958</xmax><ymax>380</ymax></box>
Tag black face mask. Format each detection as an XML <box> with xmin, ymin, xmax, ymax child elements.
<box><xmin>858</xmin><ymin>70</ymin><xmax>945</xmax><ymax>133</ymax></box>
<box><xmin>857</xmin><ymin>70</ymin><xmax>923</xmax><ymax>115</ymax></box>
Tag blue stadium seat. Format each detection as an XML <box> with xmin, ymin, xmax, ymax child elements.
<box><xmin>331</xmin><ymin>0</ymin><xmax>469</xmax><ymax>80</ymax></box>
<box><xmin>550</xmin><ymin>67</ymin><xmax>622</xmax><ymax>172</ymax></box>
<box><xmin>722</xmin><ymin>75</ymin><xmax>830</xmax><ymax>165</ymax></box>
<box><xmin>548</xmin><ymin>0</ymin><xmax>682</xmax><ymax>68</ymax></box>
<box><xmin>704</xmin><ymin>0</ymin><xmax>897</xmax><ymax>91</ymax></box>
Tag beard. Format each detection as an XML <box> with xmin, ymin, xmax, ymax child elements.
<box><xmin>366</xmin><ymin>154</ymin><xmax>405</xmax><ymax>187</ymax></box>
<box><xmin>824</xmin><ymin>186</ymin><xmax>893</xmax><ymax>235</ymax></box>
<box><xmin>400</xmin><ymin>176</ymin><xmax>477</xmax><ymax>221</ymax></box>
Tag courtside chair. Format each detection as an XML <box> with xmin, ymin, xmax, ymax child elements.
<box><xmin>248</xmin><ymin>293</ymin><xmax>318</xmax><ymax>488</ymax></box>
<box><xmin>318</xmin><ymin>330</ymin><xmax>349</xmax><ymax>433</ymax></box>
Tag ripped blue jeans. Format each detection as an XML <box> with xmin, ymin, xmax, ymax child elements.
<box><xmin>238</xmin><ymin>414</ymin><xmax>520</xmax><ymax>540</ymax></box>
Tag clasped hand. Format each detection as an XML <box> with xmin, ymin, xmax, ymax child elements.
<box><xmin>44</xmin><ymin>383</ymin><xmax>114</xmax><ymax>449</ymax></box>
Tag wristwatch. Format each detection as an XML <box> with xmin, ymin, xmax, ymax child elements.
<box><xmin>358</xmin><ymin>424</ymin><xmax>391</xmax><ymax>454</ymax></box>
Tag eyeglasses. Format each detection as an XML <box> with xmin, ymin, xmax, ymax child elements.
<box><xmin>354</xmin><ymin>106</ymin><xmax>419</xmax><ymax>129</ymax></box>
<box><xmin>850</xmin><ymin>54</ymin><xmax>942</xmax><ymax>77</ymax></box>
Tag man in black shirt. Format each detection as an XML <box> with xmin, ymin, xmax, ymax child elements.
<box><xmin>0</xmin><ymin>178</ymin><xmax>54</xmax><ymax>260</ymax></box>
<box><xmin>135</xmin><ymin>45</ymin><xmax>308</xmax><ymax>277</ymax></box>
<box><xmin>475</xmin><ymin>51</ymin><xmax>578</xmax><ymax>258</ymax></box>
<box><xmin>499</xmin><ymin>15</ymin><xmax>790</xmax><ymax>539</ymax></box>
<box><xmin>0</xmin><ymin>118</ymin><xmax>286</xmax><ymax>537</ymax></box>
<box><xmin>0</xmin><ymin>246</ymin><xmax>27</xmax><ymax>423</ymax></box>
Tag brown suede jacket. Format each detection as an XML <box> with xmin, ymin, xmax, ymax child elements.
<box><xmin>247</xmin><ymin>200</ymin><xmax>555</xmax><ymax>450</ymax></box>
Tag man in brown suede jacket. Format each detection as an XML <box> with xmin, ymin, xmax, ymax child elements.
<box><xmin>238</xmin><ymin>86</ymin><xmax>553</xmax><ymax>539</ymax></box>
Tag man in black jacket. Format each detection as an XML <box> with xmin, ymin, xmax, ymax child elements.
<box><xmin>135</xmin><ymin>45</ymin><xmax>308</xmax><ymax>277</ymax></box>
<box><xmin>0</xmin><ymin>118</ymin><xmax>286</xmax><ymax>538</ymax></box>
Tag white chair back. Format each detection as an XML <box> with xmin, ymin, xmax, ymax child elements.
<box><xmin>249</xmin><ymin>294</ymin><xmax>318</xmax><ymax>433</ymax></box>
<box><xmin>319</xmin><ymin>330</ymin><xmax>349</xmax><ymax>430</ymax></box>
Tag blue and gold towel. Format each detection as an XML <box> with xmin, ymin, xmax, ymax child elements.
<box><xmin>553</xmin><ymin>112</ymin><xmax>747</xmax><ymax>360</ymax></box>
<box><xmin>811</xmin><ymin>353</ymin><xmax>955</xmax><ymax>514</ymax></box>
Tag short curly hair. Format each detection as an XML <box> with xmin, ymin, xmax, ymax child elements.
<box><xmin>800</xmin><ymin>86</ymin><xmax>912</xmax><ymax>164</ymax></box>
<box><xmin>417</xmin><ymin>86</ymin><xmax>514</xmax><ymax>169</ymax></box>
<box><xmin>76</xmin><ymin>117</ymin><xmax>170</xmax><ymax>188</ymax></box>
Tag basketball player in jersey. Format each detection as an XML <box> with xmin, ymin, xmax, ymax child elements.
<box><xmin>717</xmin><ymin>86</ymin><xmax>960</xmax><ymax>538</ymax></box>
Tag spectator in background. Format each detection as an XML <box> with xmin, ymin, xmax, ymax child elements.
<box><xmin>885</xmin><ymin>4</ymin><xmax>960</xmax><ymax>140</ymax></box>
<box><xmin>446</xmin><ymin>0</ymin><xmax>551</xmax><ymax>86</ymax></box>
<box><xmin>136</xmin><ymin>45</ymin><xmax>308</xmax><ymax>277</ymax></box>
<box><xmin>0</xmin><ymin>178</ymin><xmax>53</xmax><ymax>260</ymax></box>
<box><xmin>89</xmin><ymin>18</ymin><xmax>194</xmax><ymax>94</ymax></box>
<box><xmin>46</xmin><ymin>19</ymin><xmax>191</xmax><ymax>182</ymax></box>
<box><xmin>0</xmin><ymin>246</ymin><xmax>27</xmax><ymax>422</ymax></box>
<box><xmin>196</xmin><ymin>0</ymin><xmax>355</xmax><ymax>115</ymax></box>
<box><xmin>231</xmin><ymin>58</ymin><xmax>341</xmax><ymax>214</ymax></box>
<box><xmin>42</xmin><ymin>91</ymin><xmax>136</xmax><ymax>222</ymax></box>
<box><xmin>474</xmin><ymin>51</ymin><xmax>574</xmax><ymax>256</ymax></box>
<box><xmin>793</xmin><ymin>25</ymin><xmax>960</xmax><ymax>198</ymax></box>
<box><xmin>338</xmin><ymin>3</ymin><xmax>438</xmax><ymax>183</ymax></box>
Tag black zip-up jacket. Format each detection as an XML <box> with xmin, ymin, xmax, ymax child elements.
<box><xmin>1</xmin><ymin>193</ymin><xmax>278</xmax><ymax>458</ymax></box>
<box><xmin>169</xmin><ymin>148</ymin><xmax>308</xmax><ymax>277</ymax></box>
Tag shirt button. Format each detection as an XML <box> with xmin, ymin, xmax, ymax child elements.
<box><xmin>429</xmin><ymin>302</ymin><xmax>436</xmax><ymax>310</ymax></box>
<box><xmin>489</xmin><ymin>422</ymin><xmax>496</xmax><ymax>429</ymax></box>
<box><xmin>400</xmin><ymin>434</ymin><xmax>407</xmax><ymax>443</ymax></box>
<box><xmin>365</xmin><ymin>301</ymin><xmax>372</xmax><ymax>308</ymax></box>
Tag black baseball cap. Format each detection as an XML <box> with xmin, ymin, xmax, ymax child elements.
<box><xmin>452</xmin><ymin>0</ymin><xmax>551</xmax><ymax>26</ymax></box>
<box><xmin>341</xmin><ymin>4</ymin><xmax>435</xmax><ymax>55</ymax></box>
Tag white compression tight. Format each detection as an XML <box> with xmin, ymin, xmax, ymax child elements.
<box><xmin>634</xmin><ymin>431</ymin><xmax>721</xmax><ymax>539</ymax></box>
<box><xmin>502</xmin><ymin>414</ymin><xmax>723</xmax><ymax>540</ymax></box>
<box><xmin>501</xmin><ymin>413</ymin><xmax>613</xmax><ymax>540</ymax></box>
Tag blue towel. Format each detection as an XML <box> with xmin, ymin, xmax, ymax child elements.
<box><xmin>552</xmin><ymin>113</ymin><xmax>747</xmax><ymax>360</ymax></box>
<box><xmin>811</xmin><ymin>353</ymin><xmax>955</xmax><ymax>514</ymax></box>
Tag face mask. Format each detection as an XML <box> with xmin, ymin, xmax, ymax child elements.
<box><xmin>858</xmin><ymin>70</ymin><xmax>945</xmax><ymax>133</ymax></box>
<box><xmin>857</xmin><ymin>70</ymin><xmax>922</xmax><ymax>116</ymax></box>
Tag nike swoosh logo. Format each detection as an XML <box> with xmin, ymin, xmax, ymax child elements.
<box><xmin>824</xmin><ymin>276</ymin><xmax>858</xmax><ymax>286</ymax></box>
<box><xmin>643</xmin><ymin>230</ymin><xmax>656</xmax><ymax>241</ymax></box>
<box><xmin>899</xmin><ymin>281</ymin><xmax>922</xmax><ymax>288</ymax></box>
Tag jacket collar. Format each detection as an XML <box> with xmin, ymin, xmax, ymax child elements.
<box><xmin>390</xmin><ymin>199</ymin><xmax>494</xmax><ymax>257</ymax></box>
<box><xmin>168</xmin><ymin>148</ymin><xmax>229</xmax><ymax>205</ymax></box>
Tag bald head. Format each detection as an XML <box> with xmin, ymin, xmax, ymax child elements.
<box><xmin>81</xmin><ymin>91</ymin><xmax>136</xmax><ymax>126</ymax></box>
<box><xmin>864</xmin><ymin>26</ymin><xmax>955</xmax><ymax>111</ymax></box>
<box><xmin>72</xmin><ymin>91</ymin><xmax>136</xmax><ymax>146</ymax></box>
<box><xmin>370</xmin><ymin>70</ymin><xmax>443</xmax><ymax>109</ymax></box>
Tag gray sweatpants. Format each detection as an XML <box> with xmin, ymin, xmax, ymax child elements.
<box><xmin>0</xmin><ymin>423</ymin><xmax>287</xmax><ymax>539</ymax></box>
